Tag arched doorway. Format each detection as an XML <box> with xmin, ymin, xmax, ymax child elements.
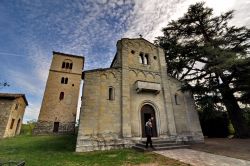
<box><xmin>141</xmin><ymin>104</ymin><xmax>157</xmax><ymax>137</ymax></box>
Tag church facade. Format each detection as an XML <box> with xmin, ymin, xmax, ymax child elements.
<box><xmin>75</xmin><ymin>38</ymin><xmax>203</xmax><ymax>152</ymax></box>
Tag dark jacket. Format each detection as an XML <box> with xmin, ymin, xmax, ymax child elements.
<box><xmin>145</xmin><ymin>125</ymin><xmax>152</xmax><ymax>136</ymax></box>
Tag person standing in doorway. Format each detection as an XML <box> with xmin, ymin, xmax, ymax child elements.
<box><xmin>145</xmin><ymin>118</ymin><xmax>154</xmax><ymax>149</ymax></box>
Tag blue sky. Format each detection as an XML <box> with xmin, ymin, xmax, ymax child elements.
<box><xmin>0</xmin><ymin>0</ymin><xmax>249</xmax><ymax>123</ymax></box>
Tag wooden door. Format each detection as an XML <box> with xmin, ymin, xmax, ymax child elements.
<box><xmin>53</xmin><ymin>122</ymin><xmax>59</xmax><ymax>133</ymax></box>
<box><xmin>141</xmin><ymin>104</ymin><xmax>157</xmax><ymax>137</ymax></box>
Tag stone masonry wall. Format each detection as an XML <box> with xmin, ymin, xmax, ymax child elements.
<box><xmin>76</xmin><ymin>38</ymin><xmax>204</xmax><ymax>152</ymax></box>
<box><xmin>34</xmin><ymin>53</ymin><xmax>84</xmax><ymax>135</ymax></box>
<box><xmin>33</xmin><ymin>120</ymin><xmax>75</xmax><ymax>135</ymax></box>
<box><xmin>76</xmin><ymin>68</ymin><xmax>122</xmax><ymax>151</ymax></box>
<box><xmin>0</xmin><ymin>97</ymin><xmax>27</xmax><ymax>138</ymax></box>
<box><xmin>0</xmin><ymin>99</ymin><xmax>13</xmax><ymax>138</ymax></box>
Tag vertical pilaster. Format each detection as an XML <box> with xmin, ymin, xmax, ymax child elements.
<box><xmin>157</xmin><ymin>47</ymin><xmax>177</xmax><ymax>136</ymax></box>
<box><xmin>119</xmin><ymin>40</ymin><xmax>132</xmax><ymax>138</ymax></box>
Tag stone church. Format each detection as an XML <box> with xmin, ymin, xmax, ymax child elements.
<box><xmin>76</xmin><ymin>38</ymin><xmax>203</xmax><ymax>152</ymax></box>
<box><xmin>34</xmin><ymin>38</ymin><xmax>203</xmax><ymax>152</ymax></box>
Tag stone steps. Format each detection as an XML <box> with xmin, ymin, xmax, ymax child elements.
<box><xmin>132</xmin><ymin>140</ymin><xmax>190</xmax><ymax>152</ymax></box>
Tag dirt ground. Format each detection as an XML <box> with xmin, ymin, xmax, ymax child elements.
<box><xmin>190</xmin><ymin>138</ymin><xmax>250</xmax><ymax>161</ymax></box>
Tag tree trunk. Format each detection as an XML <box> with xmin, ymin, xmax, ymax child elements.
<box><xmin>219</xmin><ymin>85</ymin><xmax>250</xmax><ymax>138</ymax></box>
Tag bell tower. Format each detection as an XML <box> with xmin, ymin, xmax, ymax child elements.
<box><xmin>34</xmin><ymin>51</ymin><xmax>84</xmax><ymax>134</ymax></box>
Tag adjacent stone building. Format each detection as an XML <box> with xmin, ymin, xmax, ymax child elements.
<box><xmin>0</xmin><ymin>93</ymin><xmax>28</xmax><ymax>138</ymax></box>
<box><xmin>76</xmin><ymin>38</ymin><xmax>204</xmax><ymax>152</ymax></box>
<box><xmin>33</xmin><ymin>51</ymin><xmax>84</xmax><ymax>134</ymax></box>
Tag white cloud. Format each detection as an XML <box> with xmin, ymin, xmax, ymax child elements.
<box><xmin>124</xmin><ymin>0</ymin><xmax>249</xmax><ymax>42</ymax></box>
<box><xmin>23</xmin><ymin>102</ymin><xmax>41</xmax><ymax>123</ymax></box>
<box><xmin>6</xmin><ymin>69</ymin><xmax>43</xmax><ymax>95</ymax></box>
<box><xmin>26</xmin><ymin>43</ymin><xmax>51</xmax><ymax>83</ymax></box>
<box><xmin>3</xmin><ymin>0</ymin><xmax>249</xmax><ymax>122</ymax></box>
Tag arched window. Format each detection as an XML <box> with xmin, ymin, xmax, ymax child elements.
<box><xmin>139</xmin><ymin>52</ymin><xmax>144</xmax><ymax>64</ymax></box>
<box><xmin>145</xmin><ymin>54</ymin><xmax>149</xmax><ymax>65</ymax></box>
<box><xmin>175</xmin><ymin>93</ymin><xmax>179</xmax><ymax>105</ymax></box>
<box><xmin>59</xmin><ymin>92</ymin><xmax>64</xmax><ymax>100</ymax></box>
<box><xmin>62</xmin><ymin>62</ymin><xmax>66</xmax><ymax>68</ymax></box>
<box><xmin>108</xmin><ymin>87</ymin><xmax>114</xmax><ymax>100</ymax></box>
<box><xmin>61</xmin><ymin>77</ymin><xmax>65</xmax><ymax>84</ymax></box>
<box><xmin>61</xmin><ymin>77</ymin><xmax>68</xmax><ymax>84</ymax></box>
<box><xmin>62</xmin><ymin>59</ymin><xmax>73</xmax><ymax>70</ymax></box>
<box><xmin>66</xmin><ymin>63</ymin><xmax>69</xmax><ymax>69</ymax></box>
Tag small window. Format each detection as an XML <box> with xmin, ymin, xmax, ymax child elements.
<box><xmin>175</xmin><ymin>93</ymin><xmax>179</xmax><ymax>105</ymax></box>
<box><xmin>62</xmin><ymin>62</ymin><xmax>65</xmax><ymax>68</ymax></box>
<box><xmin>61</xmin><ymin>77</ymin><xmax>65</xmax><ymax>84</ymax></box>
<box><xmin>139</xmin><ymin>53</ymin><xmax>144</xmax><ymax>64</ymax></box>
<box><xmin>62</xmin><ymin>59</ymin><xmax>73</xmax><ymax>70</ymax></box>
<box><xmin>108</xmin><ymin>87</ymin><xmax>114</xmax><ymax>100</ymax></box>
<box><xmin>10</xmin><ymin>119</ymin><xmax>15</xmax><ymax>129</ymax></box>
<box><xmin>15</xmin><ymin>103</ymin><xmax>18</xmax><ymax>110</ymax></box>
<box><xmin>131</xmin><ymin>50</ymin><xmax>135</xmax><ymax>54</ymax></box>
<box><xmin>61</xmin><ymin>77</ymin><xmax>68</xmax><ymax>84</ymax></box>
<box><xmin>59</xmin><ymin>92</ymin><xmax>64</xmax><ymax>100</ymax></box>
<box><xmin>154</xmin><ymin>56</ymin><xmax>157</xmax><ymax>60</ymax></box>
<box><xmin>145</xmin><ymin>54</ymin><xmax>149</xmax><ymax>65</ymax></box>
<box><xmin>66</xmin><ymin>63</ymin><xmax>69</xmax><ymax>69</ymax></box>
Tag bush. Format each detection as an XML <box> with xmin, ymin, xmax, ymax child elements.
<box><xmin>243</xmin><ymin>107</ymin><xmax>250</xmax><ymax>127</ymax></box>
<box><xmin>20</xmin><ymin>120</ymin><xmax>36</xmax><ymax>135</ymax></box>
<box><xmin>198</xmin><ymin>110</ymin><xmax>230</xmax><ymax>137</ymax></box>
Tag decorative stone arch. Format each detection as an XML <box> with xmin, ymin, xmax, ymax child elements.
<box><xmin>148</xmin><ymin>44</ymin><xmax>153</xmax><ymax>51</ymax></box>
<box><xmin>108</xmin><ymin>72</ymin><xmax>116</xmax><ymax>79</ymax></box>
<box><xmin>129</xmin><ymin>69</ymin><xmax>138</xmax><ymax>77</ymax></box>
<box><xmin>146</xmin><ymin>72</ymin><xmax>155</xmax><ymax>80</ymax></box>
<box><xmin>137</xmin><ymin>71</ymin><xmax>146</xmax><ymax>79</ymax></box>
<box><xmin>138</xmin><ymin>100</ymin><xmax>161</xmax><ymax>138</ymax></box>
<box><xmin>100</xmin><ymin>73</ymin><xmax>108</xmax><ymax>80</ymax></box>
<box><xmin>155</xmin><ymin>73</ymin><xmax>161</xmax><ymax>80</ymax></box>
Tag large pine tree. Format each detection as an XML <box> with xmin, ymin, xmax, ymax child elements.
<box><xmin>155</xmin><ymin>2</ymin><xmax>250</xmax><ymax>138</ymax></box>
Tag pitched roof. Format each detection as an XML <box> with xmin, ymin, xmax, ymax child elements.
<box><xmin>0</xmin><ymin>93</ymin><xmax>28</xmax><ymax>105</ymax></box>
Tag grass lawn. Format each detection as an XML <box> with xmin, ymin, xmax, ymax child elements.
<box><xmin>0</xmin><ymin>135</ymin><xmax>189</xmax><ymax>166</ymax></box>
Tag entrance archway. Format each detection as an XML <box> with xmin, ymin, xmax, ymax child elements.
<box><xmin>141</xmin><ymin>104</ymin><xmax>157</xmax><ymax>137</ymax></box>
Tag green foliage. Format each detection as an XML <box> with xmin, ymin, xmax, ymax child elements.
<box><xmin>20</xmin><ymin>120</ymin><xmax>36</xmax><ymax>135</ymax></box>
<box><xmin>155</xmin><ymin>2</ymin><xmax>250</xmax><ymax>137</ymax></box>
<box><xmin>196</xmin><ymin>95</ymin><xmax>230</xmax><ymax>137</ymax></box>
<box><xmin>0</xmin><ymin>135</ymin><xmax>186</xmax><ymax>166</ymax></box>
<box><xmin>20</xmin><ymin>124</ymin><xmax>34</xmax><ymax>135</ymax></box>
<box><xmin>228</xmin><ymin>122</ymin><xmax>235</xmax><ymax>135</ymax></box>
<box><xmin>198</xmin><ymin>110</ymin><xmax>229</xmax><ymax>137</ymax></box>
<box><xmin>243</xmin><ymin>107</ymin><xmax>250</xmax><ymax>127</ymax></box>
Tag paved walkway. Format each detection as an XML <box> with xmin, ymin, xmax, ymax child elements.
<box><xmin>154</xmin><ymin>149</ymin><xmax>250</xmax><ymax>166</ymax></box>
